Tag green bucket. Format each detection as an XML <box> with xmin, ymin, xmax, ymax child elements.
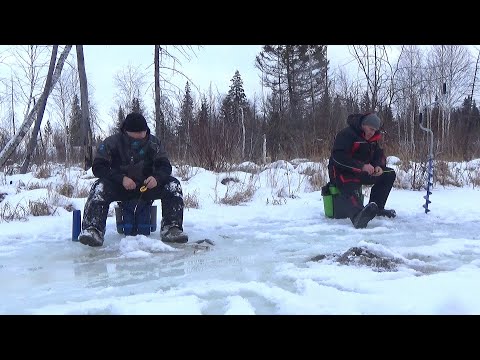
<box><xmin>323</xmin><ymin>185</ymin><xmax>364</xmax><ymax>219</ymax></box>
<box><xmin>323</xmin><ymin>185</ymin><xmax>340</xmax><ymax>218</ymax></box>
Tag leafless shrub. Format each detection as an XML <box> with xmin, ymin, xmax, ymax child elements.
<box><xmin>296</xmin><ymin>161</ymin><xmax>329</xmax><ymax>192</ymax></box>
<box><xmin>410</xmin><ymin>162</ymin><xmax>428</xmax><ymax>191</ymax></box>
<box><xmin>264</xmin><ymin>167</ymin><xmax>280</xmax><ymax>189</ymax></box>
<box><xmin>29</xmin><ymin>199</ymin><xmax>56</xmax><ymax>216</ymax></box>
<box><xmin>0</xmin><ymin>202</ymin><xmax>29</xmax><ymax>222</ymax></box>
<box><xmin>276</xmin><ymin>186</ymin><xmax>299</xmax><ymax>199</ymax></box>
<box><xmin>57</xmin><ymin>171</ymin><xmax>92</xmax><ymax>198</ymax></box>
<box><xmin>266</xmin><ymin>197</ymin><xmax>287</xmax><ymax>206</ymax></box>
<box><xmin>435</xmin><ymin>160</ymin><xmax>464</xmax><ymax>187</ymax></box>
<box><xmin>74</xmin><ymin>185</ymin><xmax>91</xmax><ymax>198</ymax></box>
<box><xmin>46</xmin><ymin>185</ymin><xmax>75</xmax><ymax>212</ymax></box>
<box><xmin>33</xmin><ymin>164</ymin><xmax>52</xmax><ymax>179</ymax></box>
<box><xmin>175</xmin><ymin>164</ymin><xmax>200</xmax><ymax>181</ymax></box>
<box><xmin>0</xmin><ymin>172</ymin><xmax>7</xmax><ymax>186</ymax></box>
<box><xmin>26</xmin><ymin>181</ymin><xmax>43</xmax><ymax>190</ymax></box>
<box><xmin>57</xmin><ymin>182</ymin><xmax>75</xmax><ymax>197</ymax></box>
<box><xmin>467</xmin><ymin>168</ymin><xmax>480</xmax><ymax>189</ymax></box>
<box><xmin>184</xmin><ymin>191</ymin><xmax>200</xmax><ymax>209</ymax></box>
<box><xmin>219</xmin><ymin>183</ymin><xmax>256</xmax><ymax>206</ymax></box>
<box><xmin>16</xmin><ymin>180</ymin><xmax>25</xmax><ymax>191</ymax></box>
<box><xmin>309</xmin><ymin>172</ymin><xmax>327</xmax><ymax>192</ymax></box>
<box><xmin>231</xmin><ymin>162</ymin><xmax>260</xmax><ymax>174</ymax></box>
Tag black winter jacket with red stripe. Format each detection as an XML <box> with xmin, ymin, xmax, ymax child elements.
<box><xmin>328</xmin><ymin>113</ymin><xmax>386</xmax><ymax>175</ymax></box>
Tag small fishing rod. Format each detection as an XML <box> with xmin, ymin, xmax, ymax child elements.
<box><xmin>132</xmin><ymin>185</ymin><xmax>148</xmax><ymax>234</ymax></box>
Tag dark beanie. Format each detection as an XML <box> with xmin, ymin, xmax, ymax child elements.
<box><xmin>123</xmin><ymin>113</ymin><xmax>148</xmax><ymax>132</ymax></box>
<box><xmin>361</xmin><ymin>113</ymin><xmax>381</xmax><ymax>130</ymax></box>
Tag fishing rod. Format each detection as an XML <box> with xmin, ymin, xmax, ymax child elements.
<box><xmin>132</xmin><ymin>185</ymin><xmax>148</xmax><ymax>234</ymax></box>
<box><xmin>419</xmin><ymin>83</ymin><xmax>447</xmax><ymax>214</ymax></box>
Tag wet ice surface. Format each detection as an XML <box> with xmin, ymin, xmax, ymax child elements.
<box><xmin>1</xmin><ymin>188</ymin><xmax>480</xmax><ymax>315</ymax></box>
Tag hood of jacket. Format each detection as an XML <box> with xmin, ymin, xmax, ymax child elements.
<box><xmin>347</xmin><ymin>113</ymin><xmax>382</xmax><ymax>141</ymax></box>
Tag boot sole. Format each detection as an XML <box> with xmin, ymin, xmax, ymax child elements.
<box><xmin>78</xmin><ymin>234</ymin><xmax>103</xmax><ymax>247</ymax></box>
<box><xmin>161</xmin><ymin>235</ymin><xmax>189</xmax><ymax>244</ymax></box>
<box><xmin>353</xmin><ymin>203</ymin><xmax>378</xmax><ymax>229</ymax></box>
<box><xmin>378</xmin><ymin>210</ymin><xmax>396</xmax><ymax>218</ymax></box>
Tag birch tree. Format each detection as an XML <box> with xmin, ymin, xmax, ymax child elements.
<box><xmin>76</xmin><ymin>45</ymin><xmax>92</xmax><ymax>170</ymax></box>
<box><xmin>0</xmin><ymin>45</ymin><xmax>72</xmax><ymax>167</ymax></box>
<box><xmin>19</xmin><ymin>45</ymin><xmax>58</xmax><ymax>173</ymax></box>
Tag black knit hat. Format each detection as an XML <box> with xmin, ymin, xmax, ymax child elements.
<box><xmin>123</xmin><ymin>113</ymin><xmax>148</xmax><ymax>132</ymax></box>
<box><xmin>361</xmin><ymin>113</ymin><xmax>381</xmax><ymax>130</ymax></box>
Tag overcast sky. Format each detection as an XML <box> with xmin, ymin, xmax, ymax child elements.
<box><xmin>81</xmin><ymin>45</ymin><xmax>355</xmax><ymax>126</ymax></box>
<box><xmin>0</xmin><ymin>44</ymin><xmax>356</xmax><ymax>134</ymax></box>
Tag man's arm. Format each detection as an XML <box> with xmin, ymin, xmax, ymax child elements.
<box><xmin>371</xmin><ymin>145</ymin><xmax>386</xmax><ymax>169</ymax></box>
<box><xmin>330</xmin><ymin>129</ymin><xmax>365</xmax><ymax>173</ymax></box>
<box><xmin>92</xmin><ymin>139</ymin><xmax>125</xmax><ymax>184</ymax></box>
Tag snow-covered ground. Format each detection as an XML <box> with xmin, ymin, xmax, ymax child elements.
<box><xmin>1</xmin><ymin>159</ymin><xmax>479</xmax><ymax>315</ymax></box>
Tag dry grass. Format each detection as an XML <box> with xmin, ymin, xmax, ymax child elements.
<box><xmin>467</xmin><ymin>169</ymin><xmax>480</xmax><ymax>189</ymax></box>
<box><xmin>0</xmin><ymin>202</ymin><xmax>29</xmax><ymax>222</ymax></box>
<box><xmin>57</xmin><ymin>183</ymin><xmax>75</xmax><ymax>197</ymax></box>
<box><xmin>29</xmin><ymin>199</ymin><xmax>56</xmax><ymax>216</ymax></box>
<box><xmin>309</xmin><ymin>172</ymin><xmax>327</xmax><ymax>192</ymax></box>
<box><xmin>175</xmin><ymin>164</ymin><xmax>200</xmax><ymax>181</ymax></box>
<box><xmin>184</xmin><ymin>191</ymin><xmax>200</xmax><ymax>209</ymax></box>
<box><xmin>33</xmin><ymin>164</ymin><xmax>52</xmax><ymax>179</ymax></box>
<box><xmin>265</xmin><ymin>197</ymin><xmax>287</xmax><ymax>206</ymax></box>
<box><xmin>26</xmin><ymin>181</ymin><xmax>43</xmax><ymax>190</ymax></box>
<box><xmin>74</xmin><ymin>185</ymin><xmax>91</xmax><ymax>198</ymax></box>
<box><xmin>56</xmin><ymin>171</ymin><xmax>92</xmax><ymax>198</ymax></box>
<box><xmin>434</xmin><ymin>160</ymin><xmax>464</xmax><ymax>187</ymax></box>
<box><xmin>231</xmin><ymin>163</ymin><xmax>260</xmax><ymax>174</ymax></box>
<box><xmin>219</xmin><ymin>183</ymin><xmax>256</xmax><ymax>206</ymax></box>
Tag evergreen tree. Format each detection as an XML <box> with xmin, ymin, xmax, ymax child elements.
<box><xmin>228</xmin><ymin>70</ymin><xmax>247</xmax><ymax>105</ymax></box>
<box><xmin>131</xmin><ymin>97</ymin><xmax>145</xmax><ymax>115</ymax></box>
<box><xmin>69</xmin><ymin>94</ymin><xmax>82</xmax><ymax>146</ymax></box>
<box><xmin>179</xmin><ymin>82</ymin><xmax>194</xmax><ymax>147</ymax></box>
<box><xmin>116</xmin><ymin>106</ymin><xmax>125</xmax><ymax>133</ymax></box>
<box><xmin>197</xmin><ymin>95</ymin><xmax>209</xmax><ymax>128</ymax></box>
<box><xmin>44</xmin><ymin>120</ymin><xmax>53</xmax><ymax>150</ymax></box>
<box><xmin>225</xmin><ymin>70</ymin><xmax>248</xmax><ymax>124</ymax></box>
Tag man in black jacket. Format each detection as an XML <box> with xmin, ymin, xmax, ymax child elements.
<box><xmin>327</xmin><ymin>112</ymin><xmax>396</xmax><ymax>229</ymax></box>
<box><xmin>78</xmin><ymin>112</ymin><xmax>188</xmax><ymax>247</ymax></box>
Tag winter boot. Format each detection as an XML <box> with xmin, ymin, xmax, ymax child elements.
<box><xmin>78</xmin><ymin>227</ymin><xmax>104</xmax><ymax>247</ymax></box>
<box><xmin>377</xmin><ymin>208</ymin><xmax>396</xmax><ymax>218</ymax></box>
<box><xmin>161</xmin><ymin>225</ymin><xmax>189</xmax><ymax>244</ymax></box>
<box><xmin>352</xmin><ymin>202</ymin><xmax>378</xmax><ymax>229</ymax></box>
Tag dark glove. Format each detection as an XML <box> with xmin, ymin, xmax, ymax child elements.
<box><xmin>154</xmin><ymin>172</ymin><xmax>169</xmax><ymax>186</ymax></box>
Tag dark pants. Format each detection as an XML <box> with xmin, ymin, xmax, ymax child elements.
<box><xmin>329</xmin><ymin>167</ymin><xmax>396</xmax><ymax>221</ymax></box>
<box><xmin>82</xmin><ymin>176</ymin><xmax>184</xmax><ymax>236</ymax></box>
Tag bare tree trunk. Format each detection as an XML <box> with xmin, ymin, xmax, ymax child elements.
<box><xmin>0</xmin><ymin>45</ymin><xmax>72</xmax><ymax>168</ymax></box>
<box><xmin>240</xmin><ymin>106</ymin><xmax>245</xmax><ymax>159</ymax></box>
<box><xmin>20</xmin><ymin>46</ymin><xmax>59</xmax><ymax>174</ymax></box>
<box><xmin>66</xmin><ymin>126</ymin><xmax>71</xmax><ymax>167</ymax></box>
<box><xmin>263</xmin><ymin>134</ymin><xmax>267</xmax><ymax>164</ymax></box>
<box><xmin>463</xmin><ymin>49</ymin><xmax>480</xmax><ymax>160</ymax></box>
<box><xmin>11</xmin><ymin>76</ymin><xmax>15</xmax><ymax>135</ymax></box>
<box><xmin>76</xmin><ymin>45</ymin><xmax>92</xmax><ymax>170</ymax></box>
<box><xmin>154</xmin><ymin>45</ymin><xmax>165</xmax><ymax>140</ymax></box>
